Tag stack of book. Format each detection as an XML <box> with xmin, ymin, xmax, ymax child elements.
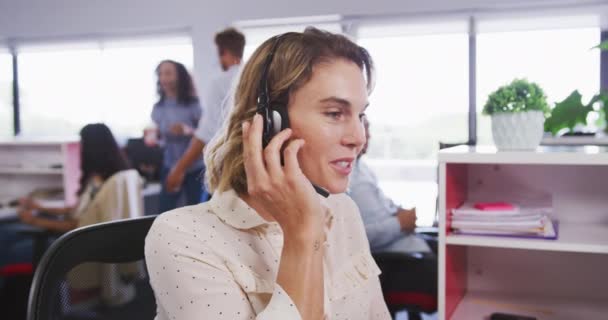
<box><xmin>451</xmin><ymin>202</ymin><xmax>558</xmax><ymax>239</ymax></box>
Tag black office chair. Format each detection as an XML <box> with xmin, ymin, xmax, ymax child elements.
<box><xmin>27</xmin><ymin>215</ymin><xmax>158</xmax><ymax>320</ymax></box>
<box><xmin>0</xmin><ymin>226</ymin><xmax>63</xmax><ymax>319</ymax></box>
<box><xmin>19</xmin><ymin>226</ymin><xmax>64</xmax><ymax>268</ymax></box>
<box><xmin>373</xmin><ymin>229</ymin><xmax>438</xmax><ymax>320</ymax></box>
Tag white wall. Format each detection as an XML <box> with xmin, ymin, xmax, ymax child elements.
<box><xmin>1</xmin><ymin>0</ymin><xmax>606</xmax><ymax>92</ymax></box>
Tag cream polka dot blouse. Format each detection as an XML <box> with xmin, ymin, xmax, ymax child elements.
<box><xmin>145</xmin><ymin>189</ymin><xmax>391</xmax><ymax>320</ymax></box>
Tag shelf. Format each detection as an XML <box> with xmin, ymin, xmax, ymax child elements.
<box><xmin>0</xmin><ymin>207</ymin><xmax>17</xmax><ymax>221</ymax></box>
<box><xmin>0</xmin><ymin>137</ymin><xmax>79</xmax><ymax>146</ymax></box>
<box><xmin>446</xmin><ymin>222</ymin><xmax>608</xmax><ymax>254</ymax></box>
<box><xmin>439</xmin><ymin>145</ymin><xmax>608</xmax><ymax>165</ymax></box>
<box><xmin>450</xmin><ymin>291</ymin><xmax>607</xmax><ymax>320</ymax></box>
<box><xmin>0</xmin><ymin>167</ymin><xmax>63</xmax><ymax>175</ymax></box>
<box><xmin>541</xmin><ymin>134</ymin><xmax>608</xmax><ymax>146</ymax></box>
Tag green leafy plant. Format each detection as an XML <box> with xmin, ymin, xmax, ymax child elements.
<box><xmin>544</xmin><ymin>91</ymin><xmax>608</xmax><ymax>135</ymax></box>
<box><xmin>483</xmin><ymin>79</ymin><xmax>550</xmax><ymax>116</ymax></box>
<box><xmin>544</xmin><ymin>41</ymin><xmax>608</xmax><ymax>135</ymax></box>
<box><xmin>593</xmin><ymin>40</ymin><xmax>608</xmax><ymax>50</ymax></box>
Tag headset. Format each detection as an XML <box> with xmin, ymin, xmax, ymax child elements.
<box><xmin>256</xmin><ymin>35</ymin><xmax>329</xmax><ymax>198</ymax></box>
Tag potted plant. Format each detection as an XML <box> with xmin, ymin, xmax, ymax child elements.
<box><xmin>483</xmin><ymin>78</ymin><xmax>550</xmax><ymax>150</ymax></box>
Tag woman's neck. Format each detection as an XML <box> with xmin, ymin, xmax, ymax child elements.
<box><xmin>164</xmin><ymin>90</ymin><xmax>177</xmax><ymax>99</ymax></box>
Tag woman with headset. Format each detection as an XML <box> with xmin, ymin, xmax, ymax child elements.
<box><xmin>145</xmin><ymin>28</ymin><xmax>390</xmax><ymax>319</ymax></box>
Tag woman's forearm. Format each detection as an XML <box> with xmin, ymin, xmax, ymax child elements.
<box><xmin>32</xmin><ymin>217</ymin><xmax>78</xmax><ymax>232</ymax></box>
<box><xmin>38</xmin><ymin>206</ymin><xmax>73</xmax><ymax>216</ymax></box>
<box><xmin>276</xmin><ymin>236</ymin><xmax>325</xmax><ymax>320</ymax></box>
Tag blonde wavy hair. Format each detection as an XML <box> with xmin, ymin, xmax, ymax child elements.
<box><xmin>204</xmin><ymin>27</ymin><xmax>374</xmax><ymax>195</ymax></box>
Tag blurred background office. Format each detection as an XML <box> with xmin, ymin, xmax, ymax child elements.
<box><xmin>1</xmin><ymin>1</ymin><xmax>607</xmax><ymax>319</ymax></box>
<box><xmin>2</xmin><ymin>0</ymin><xmax>606</xmax><ymax>227</ymax></box>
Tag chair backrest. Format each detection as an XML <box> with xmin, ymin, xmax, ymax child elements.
<box><xmin>27</xmin><ymin>215</ymin><xmax>157</xmax><ymax>320</ymax></box>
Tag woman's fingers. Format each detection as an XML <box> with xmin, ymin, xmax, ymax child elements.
<box><xmin>241</xmin><ymin>116</ymin><xmax>323</xmax><ymax>239</ymax></box>
<box><xmin>242</xmin><ymin>115</ymin><xmax>269</xmax><ymax>192</ymax></box>
<box><xmin>242</xmin><ymin>115</ymin><xmax>315</xmax><ymax>217</ymax></box>
<box><xmin>264</xmin><ymin>128</ymin><xmax>292</xmax><ymax>179</ymax></box>
<box><xmin>283</xmin><ymin>139</ymin><xmax>306</xmax><ymax>178</ymax></box>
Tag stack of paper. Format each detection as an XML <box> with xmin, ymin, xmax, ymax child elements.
<box><xmin>451</xmin><ymin>203</ymin><xmax>557</xmax><ymax>239</ymax></box>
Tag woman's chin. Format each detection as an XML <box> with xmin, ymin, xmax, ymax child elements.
<box><xmin>306</xmin><ymin>171</ymin><xmax>349</xmax><ymax>195</ymax></box>
<box><xmin>322</xmin><ymin>180</ymin><xmax>348</xmax><ymax>195</ymax></box>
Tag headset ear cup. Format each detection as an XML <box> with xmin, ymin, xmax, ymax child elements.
<box><xmin>271</xmin><ymin>110</ymin><xmax>282</xmax><ymax>135</ymax></box>
<box><xmin>273</xmin><ymin>104</ymin><xmax>290</xmax><ymax>131</ymax></box>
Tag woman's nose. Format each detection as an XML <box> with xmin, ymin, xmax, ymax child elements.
<box><xmin>342</xmin><ymin>119</ymin><xmax>366</xmax><ymax>148</ymax></box>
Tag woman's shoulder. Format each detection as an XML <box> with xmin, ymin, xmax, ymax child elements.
<box><xmin>146</xmin><ymin>203</ymin><xmax>222</xmax><ymax>257</ymax></box>
<box><xmin>150</xmin><ymin>202</ymin><xmax>216</xmax><ymax>234</ymax></box>
<box><xmin>145</xmin><ymin>202</ymin><xmax>230</xmax><ymax>271</ymax></box>
<box><xmin>152</xmin><ymin>99</ymin><xmax>165</xmax><ymax>109</ymax></box>
<box><xmin>325</xmin><ymin>193</ymin><xmax>370</xmax><ymax>243</ymax></box>
<box><xmin>150</xmin><ymin>101</ymin><xmax>164</xmax><ymax>120</ymax></box>
<box><xmin>326</xmin><ymin>192</ymin><xmax>360</xmax><ymax>217</ymax></box>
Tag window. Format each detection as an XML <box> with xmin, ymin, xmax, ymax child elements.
<box><xmin>357</xmin><ymin>21</ymin><xmax>469</xmax><ymax>226</ymax></box>
<box><xmin>0</xmin><ymin>50</ymin><xmax>12</xmax><ymax>137</ymax></box>
<box><xmin>477</xmin><ymin>17</ymin><xmax>600</xmax><ymax>144</ymax></box>
<box><xmin>17</xmin><ymin>36</ymin><xmax>193</xmax><ymax>140</ymax></box>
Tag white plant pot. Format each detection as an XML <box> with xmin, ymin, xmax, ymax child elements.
<box><xmin>491</xmin><ymin>110</ymin><xmax>545</xmax><ymax>151</ymax></box>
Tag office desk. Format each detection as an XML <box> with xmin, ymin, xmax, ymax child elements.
<box><xmin>1</xmin><ymin>182</ymin><xmax>162</xmax><ymax>224</ymax></box>
<box><xmin>0</xmin><ymin>207</ymin><xmax>18</xmax><ymax>223</ymax></box>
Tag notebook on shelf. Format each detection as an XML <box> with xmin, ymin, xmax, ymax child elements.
<box><xmin>451</xmin><ymin>202</ymin><xmax>558</xmax><ymax>240</ymax></box>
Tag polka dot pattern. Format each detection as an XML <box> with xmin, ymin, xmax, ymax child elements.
<box><xmin>144</xmin><ymin>189</ymin><xmax>391</xmax><ymax>319</ymax></box>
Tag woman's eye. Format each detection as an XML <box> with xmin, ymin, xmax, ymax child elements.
<box><xmin>359</xmin><ymin>113</ymin><xmax>367</xmax><ymax>122</ymax></box>
<box><xmin>325</xmin><ymin>112</ymin><xmax>343</xmax><ymax>120</ymax></box>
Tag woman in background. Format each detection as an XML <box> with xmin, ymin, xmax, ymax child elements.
<box><xmin>18</xmin><ymin>123</ymin><xmax>131</xmax><ymax>231</ymax></box>
<box><xmin>0</xmin><ymin>123</ymin><xmax>129</xmax><ymax>267</ymax></box>
<box><xmin>151</xmin><ymin>60</ymin><xmax>203</xmax><ymax>212</ymax></box>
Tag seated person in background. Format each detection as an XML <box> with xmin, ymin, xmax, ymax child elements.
<box><xmin>18</xmin><ymin>123</ymin><xmax>131</xmax><ymax>232</ymax></box>
<box><xmin>0</xmin><ymin>123</ymin><xmax>130</xmax><ymax>268</ymax></box>
<box><xmin>349</xmin><ymin>117</ymin><xmax>432</xmax><ymax>254</ymax></box>
<box><xmin>21</xmin><ymin>124</ymin><xmax>142</xmax><ymax>306</ymax></box>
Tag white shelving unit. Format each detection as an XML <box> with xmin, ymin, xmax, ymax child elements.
<box><xmin>438</xmin><ymin>146</ymin><xmax>608</xmax><ymax>320</ymax></box>
<box><xmin>0</xmin><ymin>138</ymin><xmax>81</xmax><ymax>219</ymax></box>
<box><xmin>541</xmin><ymin>133</ymin><xmax>608</xmax><ymax>146</ymax></box>
<box><xmin>439</xmin><ymin>145</ymin><xmax>608</xmax><ymax>165</ymax></box>
<box><xmin>446</xmin><ymin>222</ymin><xmax>608</xmax><ymax>254</ymax></box>
<box><xmin>0</xmin><ymin>167</ymin><xmax>64</xmax><ymax>175</ymax></box>
<box><xmin>450</xmin><ymin>291</ymin><xmax>608</xmax><ymax>320</ymax></box>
